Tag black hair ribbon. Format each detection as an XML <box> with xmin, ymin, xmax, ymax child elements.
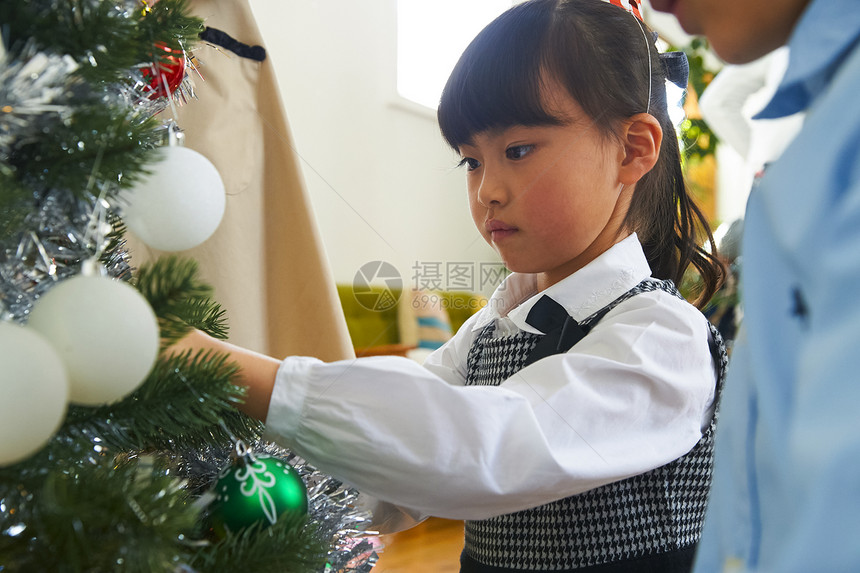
<box><xmin>199</xmin><ymin>27</ymin><xmax>266</xmax><ymax>62</ymax></box>
<box><xmin>660</xmin><ymin>51</ymin><xmax>689</xmax><ymax>89</ymax></box>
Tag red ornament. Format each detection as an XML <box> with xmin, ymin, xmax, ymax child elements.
<box><xmin>142</xmin><ymin>42</ymin><xmax>187</xmax><ymax>100</ymax></box>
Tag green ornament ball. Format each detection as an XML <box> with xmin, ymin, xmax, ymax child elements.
<box><xmin>210</xmin><ymin>449</ymin><xmax>309</xmax><ymax>535</ymax></box>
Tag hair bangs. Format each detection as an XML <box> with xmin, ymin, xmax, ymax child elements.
<box><xmin>438</xmin><ymin>1</ymin><xmax>561</xmax><ymax>150</ymax></box>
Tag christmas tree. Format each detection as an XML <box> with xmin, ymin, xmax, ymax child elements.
<box><xmin>0</xmin><ymin>1</ymin><xmax>376</xmax><ymax>571</ymax></box>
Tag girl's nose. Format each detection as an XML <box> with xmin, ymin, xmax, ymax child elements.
<box><xmin>475</xmin><ymin>168</ymin><xmax>509</xmax><ymax>207</ymax></box>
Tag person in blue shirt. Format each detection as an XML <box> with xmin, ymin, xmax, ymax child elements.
<box><xmin>650</xmin><ymin>0</ymin><xmax>860</xmax><ymax>571</ymax></box>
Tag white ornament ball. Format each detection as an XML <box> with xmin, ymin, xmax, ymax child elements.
<box><xmin>27</xmin><ymin>275</ymin><xmax>160</xmax><ymax>406</ymax></box>
<box><xmin>123</xmin><ymin>145</ymin><xmax>226</xmax><ymax>251</ymax></box>
<box><xmin>0</xmin><ymin>322</ymin><xmax>69</xmax><ymax>467</ymax></box>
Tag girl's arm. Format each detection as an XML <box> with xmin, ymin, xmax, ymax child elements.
<box><xmin>168</xmin><ymin>308</ymin><xmax>480</xmax><ymax>422</ymax></box>
<box><xmin>170</xmin><ymin>329</ymin><xmax>280</xmax><ymax>422</ymax></box>
<box><xmin>259</xmin><ymin>290</ymin><xmax>715</xmax><ymax>521</ymax></box>
<box><xmin>169</xmin><ymin>295</ymin><xmax>713</xmax><ymax>522</ymax></box>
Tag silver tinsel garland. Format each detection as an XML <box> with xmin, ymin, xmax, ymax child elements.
<box><xmin>0</xmin><ymin>190</ymin><xmax>131</xmax><ymax>322</ymax></box>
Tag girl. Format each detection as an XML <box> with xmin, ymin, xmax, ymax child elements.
<box><xmin>176</xmin><ymin>1</ymin><xmax>726</xmax><ymax>571</ymax></box>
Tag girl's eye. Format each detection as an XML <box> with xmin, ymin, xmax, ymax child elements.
<box><xmin>458</xmin><ymin>157</ymin><xmax>481</xmax><ymax>171</ymax></box>
<box><xmin>506</xmin><ymin>144</ymin><xmax>534</xmax><ymax>160</ymax></box>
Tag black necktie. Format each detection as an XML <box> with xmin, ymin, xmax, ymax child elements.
<box><xmin>523</xmin><ymin>295</ymin><xmax>590</xmax><ymax>367</ymax></box>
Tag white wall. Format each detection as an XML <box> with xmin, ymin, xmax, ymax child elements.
<box><xmin>248</xmin><ymin>0</ymin><xmax>501</xmax><ymax>295</ymax></box>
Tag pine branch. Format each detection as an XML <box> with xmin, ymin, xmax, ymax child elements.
<box><xmin>99</xmin><ymin>211</ymin><xmax>135</xmax><ymax>282</ymax></box>
<box><xmin>0</xmin><ymin>181</ymin><xmax>32</xmax><ymax>241</ymax></box>
<box><xmin>0</xmin><ymin>0</ymin><xmax>203</xmax><ymax>85</ymax></box>
<box><xmin>137</xmin><ymin>0</ymin><xmax>205</xmax><ymax>59</ymax></box>
<box><xmin>0</xmin><ymin>455</ymin><xmax>198</xmax><ymax>572</ymax></box>
<box><xmin>168</xmin><ymin>297</ymin><xmax>229</xmax><ymax>341</ymax></box>
<box><xmin>11</xmin><ymin>103</ymin><xmax>162</xmax><ymax>199</ymax></box>
<box><xmin>134</xmin><ymin>255</ymin><xmax>230</xmax><ymax>347</ymax></box>
<box><xmin>136</xmin><ymin>255</ymin><xmax>214</xmax><ymax>306</ymax></box>
<box><xmin>62</xmin><ymin>349</ymin><xmax>262</xmax><ymax>454</ymax></box>
<box><xmin>189</xmin><ymin>518</ymin><xmax>330</xmax><ymax>573</ymax></box>
<box><xmin>0</xmin><ymin>1</ymin><xmax>137</xmax><ymax>84</ymax></box>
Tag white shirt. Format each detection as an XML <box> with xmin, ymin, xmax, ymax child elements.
<box><xmin>264</xmin><ymin>234</ymin><xmax>716</xmax><ymax>530</ymax></box>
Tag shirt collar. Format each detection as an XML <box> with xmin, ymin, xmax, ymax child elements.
<box><xmin>757</xmin><ymin>0</ymin><xmax>860</xmax><ymax>119</ymax></box>
<box><xmin>472</xmin><ymin>233</ymin><xmax>653</xmax><ymax>334</ymax></box>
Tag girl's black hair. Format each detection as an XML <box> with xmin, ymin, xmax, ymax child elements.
<box><xmin>437</xmin><ymin>0</ymin><xmax>724</xmax><ymax>307</ymax></box>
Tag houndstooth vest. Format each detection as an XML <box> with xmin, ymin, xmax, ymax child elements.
<box><xmin>461</xmin><ymin>279</ymin><xmax>727</xmax><ymax>573</ymax></box>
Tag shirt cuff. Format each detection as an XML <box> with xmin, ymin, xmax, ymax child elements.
<box><xmin>262</xmin><ymin>355</ymin><xmax>319</xmax><ymax>444</ymax></box>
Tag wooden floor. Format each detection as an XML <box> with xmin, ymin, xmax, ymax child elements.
<box><xmin>373</xmin><ymin>518</ymin><xmax>464</xmax><ymax>572</ymax></box>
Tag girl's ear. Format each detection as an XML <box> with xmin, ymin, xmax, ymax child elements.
<box><xmin>618</xmin><ymin>113</ymin><xmax>663</xmax><ymax>185</ymax></box>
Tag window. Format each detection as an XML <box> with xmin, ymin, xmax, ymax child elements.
<box><xmin>396</xmin><ymin>0</ymin><xmax>516</xmax><ymax>110</ymax></box>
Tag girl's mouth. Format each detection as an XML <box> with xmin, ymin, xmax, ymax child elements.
<box><xmin>486</xmin><ymin>220</ymin><xmax>518</xmax><ymax>242</ymax></box>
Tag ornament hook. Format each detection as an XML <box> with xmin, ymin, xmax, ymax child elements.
<box><xmin>231</xmin><ymin>439</ymin><xmax>257</xmax><ymax>467</ymax></box>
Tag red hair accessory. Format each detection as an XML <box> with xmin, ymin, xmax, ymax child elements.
<box><xmin>606</xmin><ymin>0</ymin><xmax>643</xmax><ymax>21</ymax></box>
